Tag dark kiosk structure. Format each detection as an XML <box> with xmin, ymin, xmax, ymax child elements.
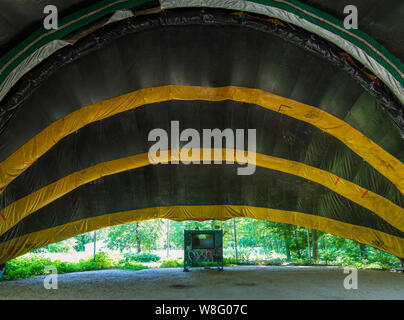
<box><xmin>184</xmin><ymin>230</ymin><xmax>224</xmax><ymax>272</ymax></box>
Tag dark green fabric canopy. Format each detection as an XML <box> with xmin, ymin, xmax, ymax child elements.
<box><xmin>0</xmin><ymin>1</ymin><xmax>403</xmax><ymax>263</ymax></box>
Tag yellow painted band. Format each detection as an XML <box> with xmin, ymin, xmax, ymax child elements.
<box><xmin>0</xmin><ymin>85</ymin><xmax>402</xmax><ymax>195</ymax></box>
<box><xmin>1</xmin><ymin>205</ymin><xmax>403</xmax><ymax>264</ymax></box>
<box><xmin>1</xmin><ymin>149</ymin><xmax>403</xmax><ymax>237</ymax></box>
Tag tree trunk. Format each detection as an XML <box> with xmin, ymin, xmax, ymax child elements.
<box><xmin>293</xmin><ymin>228</ymin><xmax>301</xmax><ymax>259</ymax></box>
<box><xmin>306</xmin><ymin>229</ymin><xmax>311</xmax><ymax>264</ymax></box>
<box><xmin>283</xmin><ymin>232</ymin><xmax>291</xmax><ymax>261</ymax></box>
<box><xmin>267</xmin><ymin>238</ymin><xmax>273</xmax><ymax>251</ymax></box>
<box><xmin>135</xmin><ymin>223</ymin><xmax>141</xmax><ymax>253</ymax></box>
<box><xmin>359</xmin><ymin>243</ymin><xmax>367</xmax><ymax>260</ymax></box>
<box><xmin>233</xmin><ymin>218</ymin><xmax>238</xmax><ymax>264</ymax></box>
<box><xmin>312</xmin><ymin>230</ymin><xmax>318</xmax><ymax>261</ymax></box>
<box><xmin>166</xmin><ymin>220</ymin><xmax>170</xmax><ymax>258</ymax></box>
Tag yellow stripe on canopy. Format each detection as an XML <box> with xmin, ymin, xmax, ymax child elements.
<box><xmin>0</xmin><ymin>85</ymin><xmax>403</xmax><ymax>195</ymax></box>
<box><xmin>0</xmin><ymin>149</ymin><xmax>403</xmax><ymax>237</ymax></box>
<box><xmin>1</xmin><ymin>204</ymin><xmax>403</xmax><ymax>264</ymax></box>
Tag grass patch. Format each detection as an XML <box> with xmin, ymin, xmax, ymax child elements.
<box><xmin>1</xmin><ymin>252</ymin><xmax>147</xmax><ymax>281</ymax></box>
<box><xmin>119</xmin><ymin>263</ymin><xmax>149</xmax><ymax>271</ymax></box>
<box><xmin>160</xmin><ymin>259</ymin><xmax>184</xmax><ymax>268</ymax></box>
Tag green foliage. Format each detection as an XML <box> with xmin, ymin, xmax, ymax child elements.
<box><xmin>123</xmin><ymin>252</ymin><xmax>160</xmax><ymax>263</ymax></box>
<box><xmin>106</xmin><ymin>220</ymin><xmax>164</xmax><ymax>252</ymax></box>
<box><xmin>119</xmin><ymin>263</ymin><xmax>149</xmax><ymax>271</ymax></box>
<box><xmin>92</xmin><ymin>252</ymin><xmax>116</xmax><ymax>268</ymax></box>
<box><xmin>160</xmin><ymin>260</ymin><xmax>184</xmax><ymax>268</ymax></box>
<box><xmin>43</xmin><ymin>241</ymin><xmax>71</xmax><ymax>253</ymax></box>
<box><xmin>5</xmin><ymin>256</ymin><xmax>53</xmax><ymax>279</ymax></box>
<box><xmin>1</xmin><ymin>252</ymin><xmax>147</xmax><ymax>281</ymax></box>
<box><xmin>223</xmin><ymin>247</ymin><xmax>286</xmax><ymax>263</ymax></box>
<box><xmin>167</xmin><ymin>220</ymin><xmax>232</xmax><ymax>249</ymax></box>
<box><xmin>73</xmin><ymin>233</ymin><xmax>93</xmax><ymax>252</ymax></box>
<box><xmin>5</xmin><ymin>218</ymin><xmax>401</xmax><ymax>281</ymax></box>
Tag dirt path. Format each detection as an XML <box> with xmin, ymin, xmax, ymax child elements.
<box><xmin>0</xmin><ymin>266</ymin><xmax>403</xmax><ymax>300</ymax></box>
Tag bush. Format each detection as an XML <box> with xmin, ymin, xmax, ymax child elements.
<box><xmin>5</xmin><ymin>256</ymin><xmax>53</xmax><ymax>279</ymax></box>
<box><xmin>160</xmin><ymin>260</ymin><xmax>183</xmax><ymax>268</ymax></box>
<box><xmin>93</xmin><ymin>252</ymin><xmax>115</xmax><ymax>268</ymax></box>
<box><xmin>1</xmin><ymin>252</ymin><xmax>121</xmax><ymax>281</ymax></box>
<box><xmin>123</xmin><ymin>252</ymin><xmax>160</xmax><ymax>263</ymax></box>
<box><xmin>120</xmin><ymin>263</ymin><xmax>148</xmax><ymax>271</ymax></box>
<box><xmin>53</xmin><ymin>261</ymin><xmax>80</xmax><ymax>273</ymax></box>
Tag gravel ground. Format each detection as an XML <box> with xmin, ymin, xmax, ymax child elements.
<box><xmin>0</xmin><ymin>265</ymin><xmax>403</xmax><ymax>300</ymax></box>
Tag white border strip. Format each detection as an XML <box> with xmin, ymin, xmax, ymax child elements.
<box><xmin>2</xmin><ymin>0</ymin><xmax>403</xmax><ymax>107</ymax></box>
<box><xmin>0</xmin><ymin>9</ymin><xmax>135</xmax><ymax>104</ymax></box>
<box><xmin>0</xmin><ymin>40</ymin><xmax>69</xmax><ymax>103</ymax></box>
<box><xmin>160</xmin><ymin>0</ymin><xmax>404</xmax><ymax>106</ymax></box>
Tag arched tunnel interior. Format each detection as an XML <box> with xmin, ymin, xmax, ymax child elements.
<box><xmin>0</xmin><ymin>0</ymin><xmax>403</xmax><ymax>277</ymax></box>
